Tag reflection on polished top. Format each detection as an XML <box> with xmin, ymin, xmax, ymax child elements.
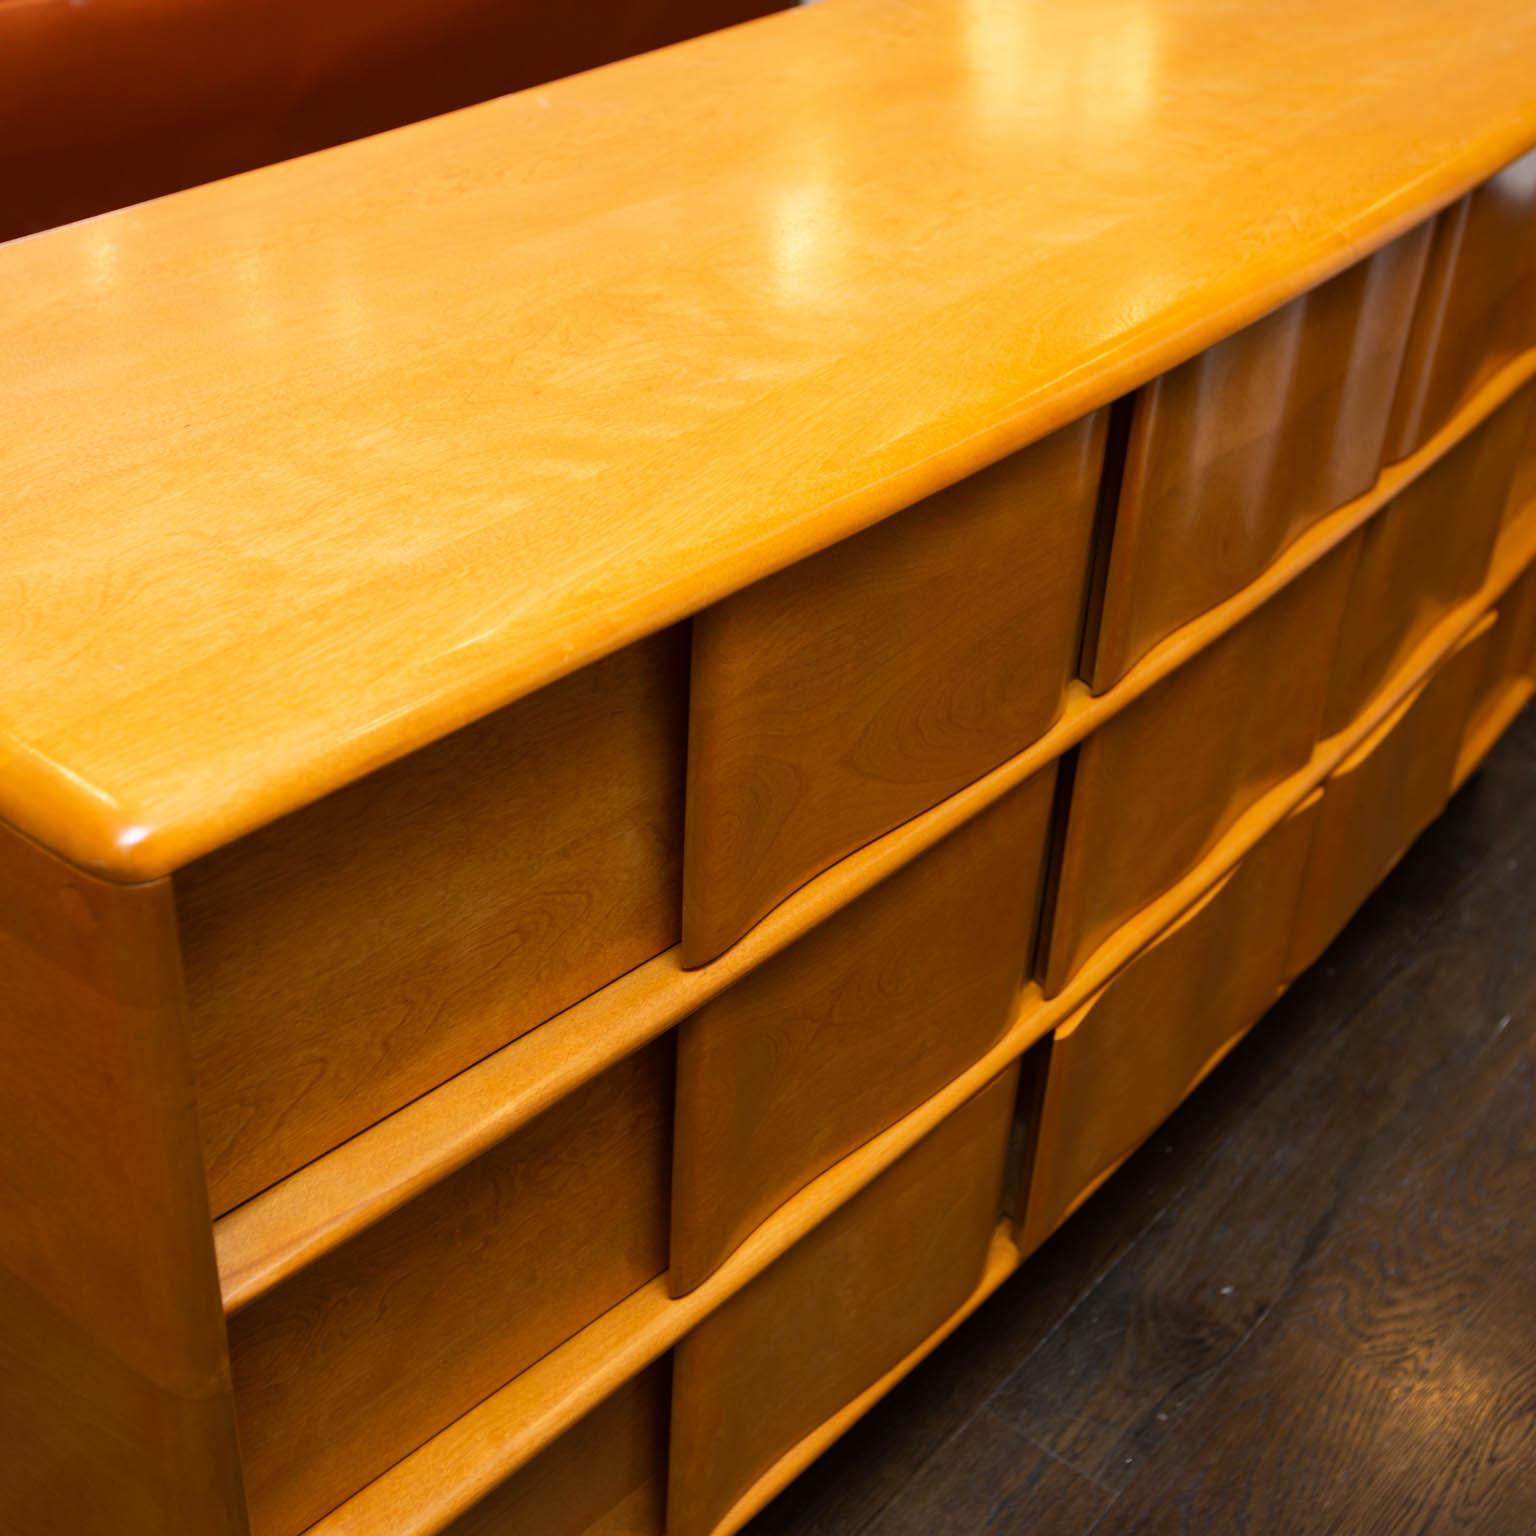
<box><xmin>5</xmin><ymin>0</ymin><xmax>1536</xmax><ymax>877</ymax></box>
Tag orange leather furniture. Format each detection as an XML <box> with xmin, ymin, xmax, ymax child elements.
<box><xmin>0</xmin><ymin>0</ymin><xmax>785</xmax><ymax>241</ymax></box>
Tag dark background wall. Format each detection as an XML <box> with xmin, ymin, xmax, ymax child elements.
<box><xmin>0</xmin><ymin>0</ymin><xmax>788</xmax><ymax>242</ymax></box>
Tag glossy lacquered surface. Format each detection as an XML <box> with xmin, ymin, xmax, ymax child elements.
<box><xmin>7</xmin><ymin>0</ymin><xmax>1536</xmax><ymax>878</ymax></box>
<box><xmin>1087</xmin><ymin>230</ymin><xmax>1428</xmax><ymax>688</ymax></box>
<box><xmin>1385</xmin><ymin>148</ymin><xmax>1536</xmax><ymax>460</ymax></box>
<box><xmin>7</xmin><ymin>7</ymin><xmax>1536</xmax><ymax>1536</ymax></box>
<box><xmin>231</xmin><ymin>414</ymin><xmax>1536</xmax><ymax>1536</ymax></box>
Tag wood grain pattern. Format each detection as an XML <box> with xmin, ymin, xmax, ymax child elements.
<box><xmin>1475</xmin><ymin>589</ymin><xmax>1536</xmax><ymax>739</ymax></box>
<box><xmin>1286</xmin><ymin>1270</ymin><xmax>1536</xmax><ymax>1535</ymax></box>
<box><xmin>1021</xmin><ymin>798</ymin><xmax>1319</xmax><ymax>1254</ymax></box>
<box><xmin>1101</xmin><ymin>1321</ymin><xmax>1423</xmax><ymax>1534</ymax></box>
<box><xmin>210</xmin><ymin>337</ymin><xmax>1536</xmax><ymax>1318</ymax></box>
<box><xmin>437</xmin><ymin>1366</ymin><xmax>667</xmax><ymax>1536</ymax></box>
<box><xmin>227</xmin><ymin>1041</ymin><xmax>672</xmax><ymax>1536</ymax></box>
<box><xmin>178</xmin><ymin>630</ymin><xmax>685</xmax><ymax>1215</ymax></box>
<box><xmin>6</xmin><ymin>25</ymin><xmax>1536</xmax><ymax>1536</ymax></box>
<box><xmin>1040</xmin><ymin>534</ymin><xmax>1356</xmax><ymax>994</ymax></box>
<box><xmin>1322</xmin><ymin>392</ymin><xmax>1527</xmax><ymax>736</ymax></box>
<box><xmin>672</xmin><ymin>770</ymin><xmax>1055</xmax><ymax>1295</ymax></box>
<box><xmin>7</xmin><ymin>1</ymin><xmax>1536</xmax><ymax>880</ymax></box>
<box><xmin>0</xmin><ymin>821</ymin><xmax>247</xmax><ymax>1536</ymax></box>
<box><xmin>1459</xmin><ymin>559</ymin><xmax>1536</xmax><ymax>783</ymax></box>
<box><xmin>669</xmin><ymin>1070</ymin><xmax>1017</xmax><ymax>1536</ymax></box>
<box><xmin>1386</xmin><ymin>146</ymin><xmax>1536</xmax><ymax>461</ymax></box>
<box><xmin>1290</xmin><ymin>626</ymin><xmax>1492</xmax><ymax>979</ymax></box>
<box><xmin>228</xmin><ymin>357</ymin><xmax>1535</xmax><ymax>1536</ymax></box>
<box><xmin>1276</xmin><ymin>1054</ymin><xmax>1536</xmax><ymax>1396</ymax></box>
<box><xmin>683</xmin><ymin>416</ymin><xmax>1102</xmax><ymax>964</ymax></box>
<box><xmin>1493</xmin><ymin>380</ymin><xmax>1536</xmax><ymax>564</ymax></box>
<box><xmin>856</xmin><ymin>1409</ymin><xmax>1110</xmax><ymax>1536</ymax></box>
<box><xmin>306</xmin><ymin>741</ymin><xmax>1536</xmax><ymax>1536</ymax></box>
<box><xmin>1087</xmin><ymin>227</ymin><xmax>1430</xmax><ymax>689</ymax></box>
<box><xmin>707</xmin><ymin>1229</ymin><xmax>1024</xmax><ymax>1536</ymax></box>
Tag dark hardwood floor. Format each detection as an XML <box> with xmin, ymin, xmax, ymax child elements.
<box><xmin>743</xmin><ymin>708</ymin><xmax>1536</xmax><ymax>1536</ymax></box>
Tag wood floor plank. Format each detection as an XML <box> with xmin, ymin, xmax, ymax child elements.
<box><xmin>1080</xmin><ymin>1035</ymin><xmax>1536</xmax><ymax>1534</ymax></box>
<box><xmin>1090</xmin><ymin>1175</ymin><xmax>1536</xmax><ymax>1536</ymax></box>
<box><xmin>859</xmin><ymin>1412</ymin><xmax>1109</xmax><ymax>1536</ymax></box>
<box><xmin>1341</xmin><ymin>1271</ymin><xmax>1536</xmax><ymax>1536</ymax></box>
<box><xmin>1411</xmin><ymin>704</ymin><xmax>1536</xmax><ymax>895</ymax></box>
<box><xmin>1082</xmin><ymin>1320</ymin><xmax>1419</xmax><ymax>1536</ymax></box>
<box><xmin>1277</xmin><ymin>1037</ymin><xmax>1536</xmax><ymax>1388</ymax></box>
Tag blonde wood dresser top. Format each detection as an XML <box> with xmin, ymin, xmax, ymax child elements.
<box><xmin>5</xmin><ymin>0</ymin><xmax>1536</xmax><ymax>878</ymax></box>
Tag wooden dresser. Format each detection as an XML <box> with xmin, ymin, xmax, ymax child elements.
<box><xmin>4</xmin><ymin>1</ymin><xmax>1536</xmax><ymax>1532</ymax></box>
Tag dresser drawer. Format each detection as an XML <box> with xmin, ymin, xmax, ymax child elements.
<box><xmin>438</xmin><ymin>1365</ymin><xmax>668</xmax><ymax>1536</ymax></box>
<box><xmin>1021</xmin><ymin>799</ymin><xmax>1317</xmax><ymax>1252</ymax></box>
<box><xmin>227</xmin><ymin>1041</ymin><xmax>672</xmax><ymax>1536</ymax></box>
<box><xmin>1479</xmin><ymin>559</ymin><xmax>1536</xmax><ymax>712</ymax></box>
<box><xmin>1459</xmin><ymin>562</ymin><xmax>1536</xmax><ymax>783</ymax></box>
<box><xmin>1386</xmin><ymin>145</ymin><xmax>1536</xmax><ymax>460</ymax></box>
<box><xmin>671</xmin><ymin>770</ymin><xmax>1054</xmax><ymax>1295</ymax></box>
<box><xmin>1290</xmin><ymin>629</ymin><xmax>1491</xmax><ymax>978</ymax></box>
<box><xmin>667</xmin><ymin>1067</ymin><xmax>1017</xmax><ymax>1536</ymax></box>
<box><xmin>683</xmin><ymin>413</ymin><xmax>1105</xmax><ymax>965</ymax></box>
<box><xmin>178</xmin><ymin>630</ymin><xmax>687</xmax><ymax>1214</ymax></box>
<box><xmin>1323</xmin><ymin>396</ymin><xmax>1525</xmax><ymax>735</ymax></box>
<box><xmin>1040</xmin><ymin>536</ymin><xmax>1354</xmax><ymax>993</ymax></box>
<box><xmin>1086</xmin><ymin>228</ymin><xmax>1428</xmax><ymax>689</ymax></box>
<box><xmin>1492</xmin><ymin>380</ymin><xmax>1536</xmax><ymax>563</ymax></box>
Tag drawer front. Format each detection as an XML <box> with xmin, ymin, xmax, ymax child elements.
<box><xmin>667</xmin><ymin>1068</ymin><xmax>1017</xmax><ymax>1536</ymax></box>
<box><xmin>439</xmin><ymin>1366</ymin><xmax>668</xmax><ymax>1536</ymax></box>
<box><xmin>671</xmin><ymin>770</ymin><xmax>1054</xmax><ymax>1295</ymax></box>
<box><xmin>1493</xmin><ymin>379</ymin><xmax>1536</xmax><ymax>564</ymax></box>
<box><xmin>682</xmin><ymin>413</ymin><xmax>1105</xmax><ymax>965</ymax></box>
<box><xmin>1041</xmin><ymin>535</ymin><xmax>1354</xmax><ymax>994</ymax></box>
<box><xmin>1386</xmin><ymin>146</ymin><xmax>1536</xmax><ymax>461</ymax></box>
<box><xmin>1088</xmin><ymin>228</ymin><xmax>1428</xmax><ymax>689</ymax></box>
<box><xmin>1290</xmin><ymin>629</ymin><xmax>1491</xmax><ymax>978</ymax></box>
<box><xmin>179</xmin><ymin>630</ymin><xmax>687</xmax><ymax>1214</ymax></box>
<box><xmin>1323</xmin><ymin>396</ymin><xmax>1526</xmax><ymax>735</ymax></box>
<box><xmin>228</xmin><ymin>1042</ymin><xmax>673</xmax><ymax>1536</ymax></box>
<box><xmin>1021</xmin><ymin>799</ymin><xmax>1317</xmax><ymax>1252</ymax></box>
<box><xmin>1466</xmin><ymin>561</ymin><xmax>1536</xmax><ymax>747</ymax></box>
